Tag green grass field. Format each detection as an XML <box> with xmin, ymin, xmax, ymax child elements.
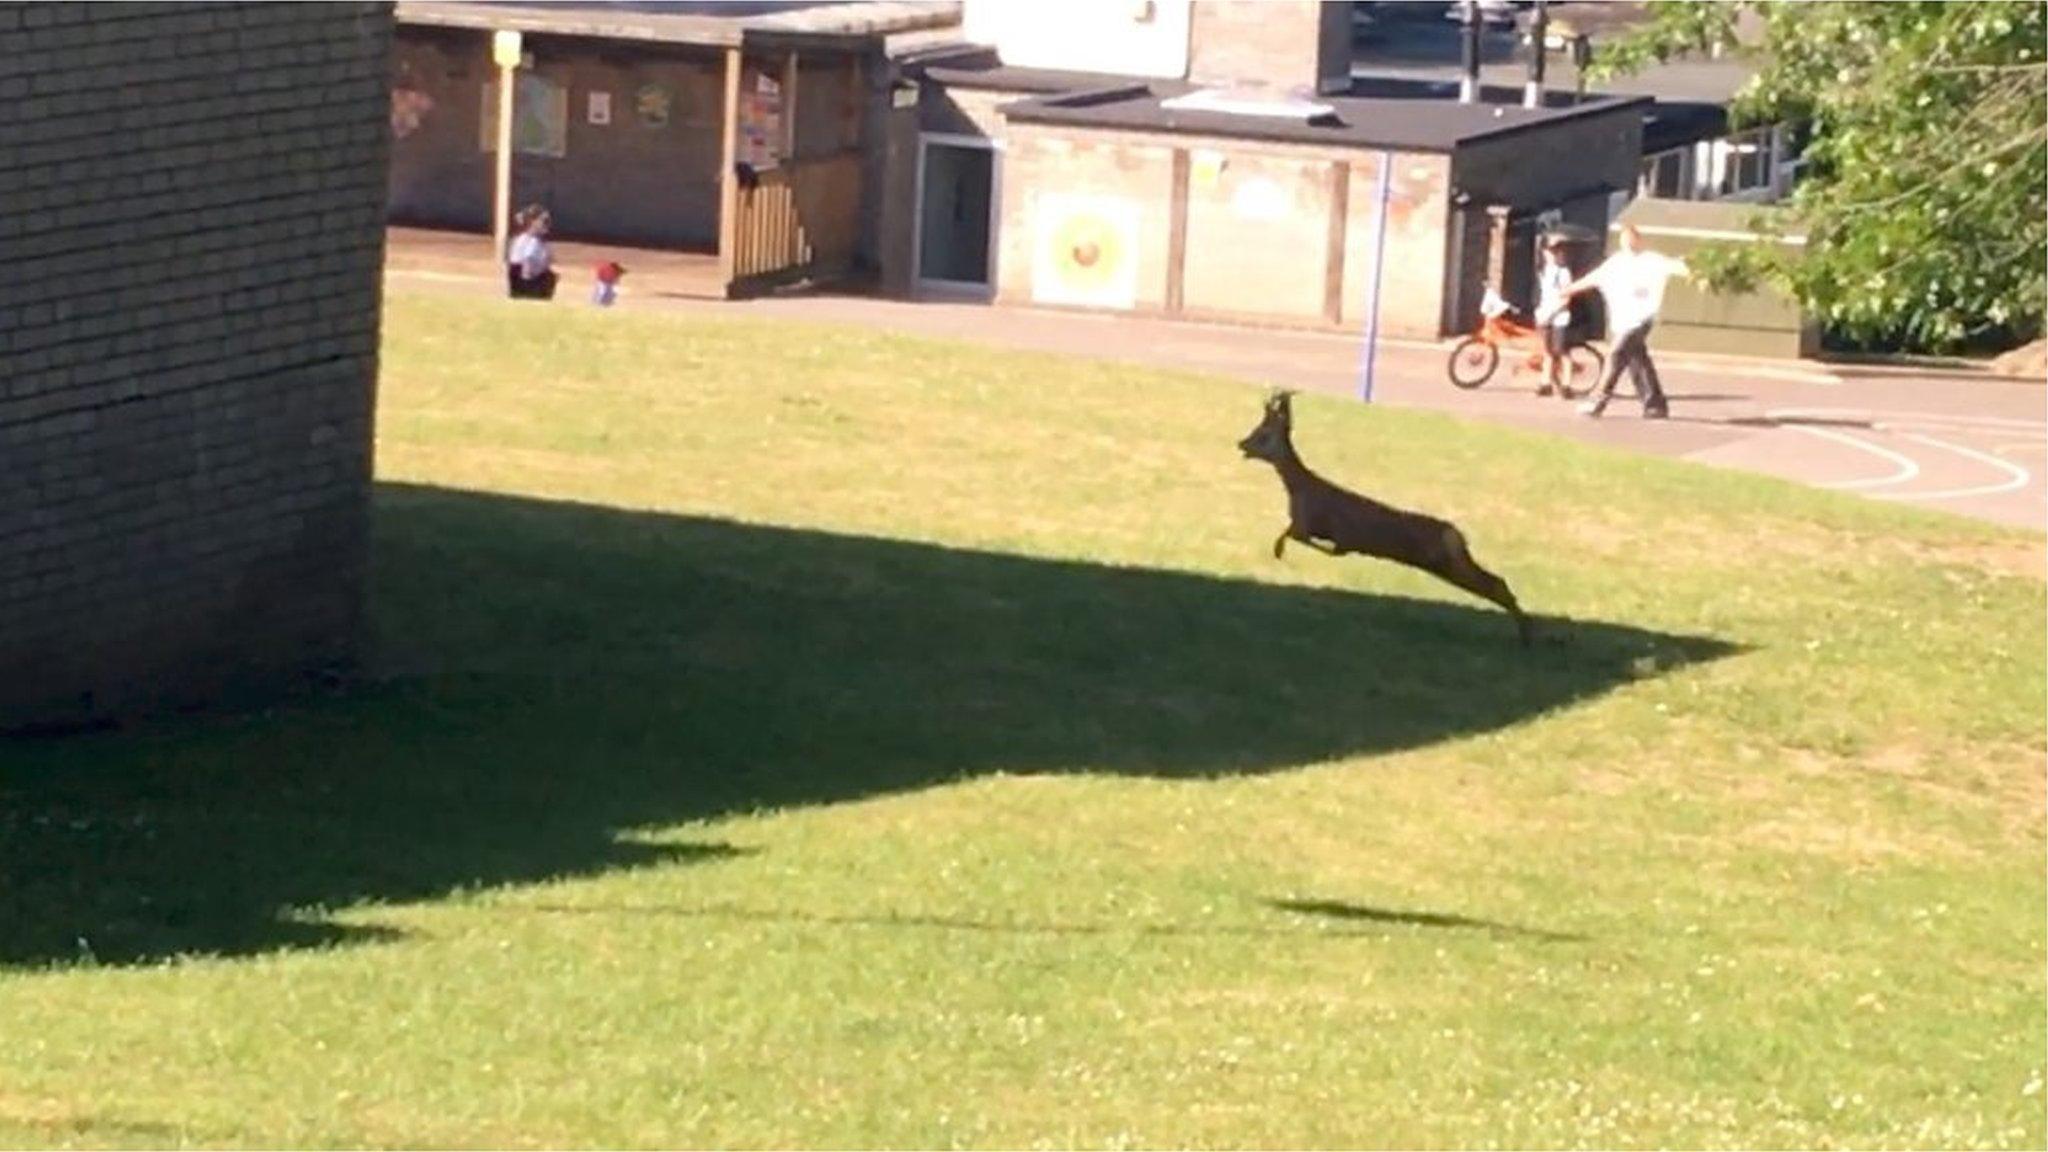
<box><xmin>3</xmin><ymin>290</ymin><xmax>2043</xmax><ymax>1148</ymax></box>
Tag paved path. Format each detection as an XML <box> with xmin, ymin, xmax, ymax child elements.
<box><xmin>387</xmin><ymin>229</ymin><xmax>2046</xmax><ymax>531</ymax></box>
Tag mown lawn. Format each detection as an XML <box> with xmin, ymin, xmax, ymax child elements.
<box><xmin>2</xmin><ymin>290</ymin><xmax>2043</xmax><ymax>1149</ymax></box>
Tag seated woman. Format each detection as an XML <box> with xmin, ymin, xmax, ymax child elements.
<box><xmin>506</xmin><ymin>205</ymin><xmax>557</xmax><ymax>300</ymax></box>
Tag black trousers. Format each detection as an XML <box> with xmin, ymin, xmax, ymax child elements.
<box><xmin>507</xmin><ymin>265</ymin><xmax>558</xmax><ymax>301</ymax></box>
<box><xmin>1590</xmin><ymin>321</ymin><xmax>1669</xmax><ymax>413</ymax></box>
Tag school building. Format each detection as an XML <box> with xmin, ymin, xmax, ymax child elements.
<box><xmin>387</xmin><ymin>1</ymin><xmax>1727</xmax><ymax>340</ymax></box>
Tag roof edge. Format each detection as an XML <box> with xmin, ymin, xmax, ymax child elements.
<box><xmin>394</xmin><ymin>1</ymin><xmax>962</xmax><ymax>49</ymax></box>
<box><xmin>998</xmin><ymin>85</ymin><xmax>1650</xmax><ymax>155</ymax></box>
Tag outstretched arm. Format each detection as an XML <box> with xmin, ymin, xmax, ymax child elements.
<box><xmin>1560</xmin><ymin>259</ymin><xmax>1608</xmax><ymax>298</ymax></box>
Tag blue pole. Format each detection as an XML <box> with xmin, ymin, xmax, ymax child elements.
<box><xmin>1358</xmin><ymin>150</ymin><xmax>1394</xmax><ymax>403</ymax></box>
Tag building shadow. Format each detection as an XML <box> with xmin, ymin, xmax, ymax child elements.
<box><xmin>0</xmin><ymin>484</ymin><xmax>1739</xmax><ymax>968</ymax></box>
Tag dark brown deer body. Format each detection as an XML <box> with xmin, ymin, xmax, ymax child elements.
<box><xmin>1239</xmin><ymin>391</ymin><xmax>1530</xmax><ymax>645</ymax></box>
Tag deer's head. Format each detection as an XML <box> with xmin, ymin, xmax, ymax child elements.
<box><xmin>1237</xmin><ymin>390</ymin><xmax>1296</xmax><ymax>463</ymax></box>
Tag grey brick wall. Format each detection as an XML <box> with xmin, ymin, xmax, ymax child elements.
<box><xmin>0</xmin><ymin>2</ymin><xmax>393</xmax><ymax>730</ymax></box>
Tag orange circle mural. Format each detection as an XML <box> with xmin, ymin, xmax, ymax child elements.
<box><xmin>1046</xmin><ymin>209</ymin><xmax>1129</xmax><ymax>295</ymax></box>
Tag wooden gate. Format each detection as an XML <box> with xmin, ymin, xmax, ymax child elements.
<box><xmin>724</xmin><ymin>150</ymin><xmax>863</xmax><ymax>297</ymax></box>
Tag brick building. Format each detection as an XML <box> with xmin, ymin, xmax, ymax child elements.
<box><xmin>879</xmin><ymin>0</ymin><xmax>1645</xmax><ymax>337</ymax></box>
<box><xmin>0</xmin><ymin>3</ymin><xmax>393</xmax><ymax>730</ymax></box>
<box><xmin>379</xmin><ymin>2</ymin><xmax>1652</xmax><ymax>332</ymax></box>
<box><xmin>388</xmin><ymin>1</ymin><xmax>956</xmax><ymax>295</ymax></box>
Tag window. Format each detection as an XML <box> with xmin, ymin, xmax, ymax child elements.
<box><xmin>1709</xmin><ymin>125</ymin><xmax>1779</xmax><ymax>200</ymax></box>
<box><xmin>478</xmin><ymin>73</ymin><xmax>569</xmax><ymax>158</ymax></box>
<box><xmin>1637</xmin><ymin>149</ymin><xmax>1689</xmax><ymax>200</ymax></box>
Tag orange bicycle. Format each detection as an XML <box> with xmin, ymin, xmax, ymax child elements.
<box><xmin>1446</xmin><ymin>286</ymin><xmax>1605</xmax><ymax>395</ymax></box>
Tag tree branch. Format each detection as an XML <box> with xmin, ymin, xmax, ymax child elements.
<box><xmin>1832</xmin><ymin>125</ymin><xmax>2048</xmax><ymax>216</ymax></box>
<box><xmin>1926</xmin><ymin>62</ymin><xmax>2048</xmax><ymax>75</ymax></box>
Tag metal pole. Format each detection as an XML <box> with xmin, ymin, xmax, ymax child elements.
<box><xmin>1358</xmin><ymin>150</ymin><xmax>1393</xmax><ymax>403</ymax></box>
<box><xmin>1524</xmin><ymin>0</ymin><xmax>1548</xmax><ymax>109</ymax></box>
<box><xmin>1459</xmin><ymin>0</ymin><xmax>1480</xmax><ymax>103</ymax></box>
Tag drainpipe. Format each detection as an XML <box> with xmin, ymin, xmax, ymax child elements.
<box><xmin>1459</xmin><ymin>0</ymin><xmax>1481</xmax><ymax>103</ymax></box>
<box><xmin>1523</xmin><ymin>0</ymin><xmax>1547</xmax><ymax>109</ymax></box>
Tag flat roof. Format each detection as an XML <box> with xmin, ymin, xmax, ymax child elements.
<box><xmin>396</xmin><ymin>0</ymin><xmax>961</xmax><ymax>49</ymax></box>
<box><xmin>913</xmin><ymin>48</ymin><xmax>1131</xmax><ymax>96</ymax></box>
<box><xmin>992</xmin><ymin>77</ymin><xmax>1647</xmax><ymax>155</ymax></box>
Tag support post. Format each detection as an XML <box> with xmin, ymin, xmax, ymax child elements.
<box><xmin>1484</xmin><ymin>203</ymin><xmax>1511</xmax><ymax>289</ymax></box>
<box><xmin>1322</xmin><ymin>159</ymin><xmax>1350</xmax><ymax>326</ymax></box>
<box><xmin>1166</xmin><ymin>148</ymin><xmax>1189</xmax><ymax>315</ymax></box>
<box><xmin>845</xmin><ymin>54</ymin><xmax>864</xmax><ymax>145</ymax></box>
<box><xmin>490</xmin><ymin>29</ymin><xmax>522</xmax><ymax>259</ymax></box>
<box><xmin>781</xmin><ymin>51</ymin><xmax>799</xmax><ymax>160</ymax></box>
<box><xmin>717</xmin><ymin>46</ymin><xmax>743</xmax><ymax>294</ymax></box>
<box><xmin>1356</xmin><ymin>151</ymin><xmax>1393</xmax><ymax>403</ymax></box>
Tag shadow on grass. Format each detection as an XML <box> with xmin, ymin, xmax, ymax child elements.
<box><xmin>1267</xmin><ymin>898</ymin><xmax>1585</xmax><ymax>943</ymax></box>
<box><xmin>493</xmin><ymin>900</ymin><xmax>1587</xmax><ymax>944</ymax></box>
<box><xmin>0</xmin><ymin>483</ymin><xmax>1739</xmax><ymax>968</ymax></box>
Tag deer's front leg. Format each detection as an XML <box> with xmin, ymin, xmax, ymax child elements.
<box><xmin>1277</xmin><ymin>523</ymin><xmax>1339</xmax><ymax>559</ymax></box>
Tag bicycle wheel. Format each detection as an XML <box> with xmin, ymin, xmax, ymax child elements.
<box><xmin>1560</xmin><ymin>343</ymin><xmax>1605</xmax><ymax>398</ymax></box>
<box><xmin>1447</xmin><ymin>338</ymin><xmax>1500</xmax><ymax>389</ymax></box>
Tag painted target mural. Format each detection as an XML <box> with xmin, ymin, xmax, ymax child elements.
<box><xmin>1030</xmin><ymin>193</ymin><xmax>1141</xmax><ymax>309</ymax></box>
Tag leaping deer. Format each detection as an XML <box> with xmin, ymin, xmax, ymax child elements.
<box><xmin>1238</xmin><ymin>391</ymin><xmax>1531</xmax><ymax>645</ymax></box>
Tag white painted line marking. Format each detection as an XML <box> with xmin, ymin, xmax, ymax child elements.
<box><xmin>1783</xmin><ymin>423</ymin><xmax>1923</xmax><ymax>490</ymax></box>
<box><xmin>1877</xmin><ymin>432</ymin><xmax>2033</xmax><ymax>501</ymax></box>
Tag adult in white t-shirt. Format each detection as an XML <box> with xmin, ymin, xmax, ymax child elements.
<box><xmin>1559</xmin><ymin>224</ymin><xmax>1690</xmax><ymax>419</ymax></box>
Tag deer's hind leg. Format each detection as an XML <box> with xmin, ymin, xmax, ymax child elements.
<box><xmin>1431</xmin><ymin>526</ymin><xmax>1531</xmax><ymax>646</ymax></box>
